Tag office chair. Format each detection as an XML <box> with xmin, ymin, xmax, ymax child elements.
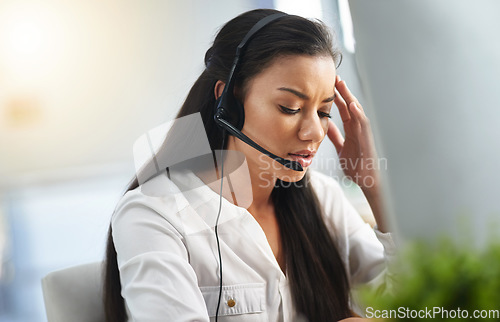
<box><xmin>41</xmin><ymin>261</ymin><xmax>105</xmax><ymax>322</ymax></box>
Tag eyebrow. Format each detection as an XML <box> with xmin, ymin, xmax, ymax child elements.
<box><xmin>277</xmin><ymin>87</ymin><xmax>336</xmax><ymax>103</ymax></box>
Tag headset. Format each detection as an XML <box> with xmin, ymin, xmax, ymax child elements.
<box><xmin>212</xmin><ymin>13</ymin><xmax>302</xmax><ymax>321</ymax></box>
<box><xmin>213</xmin><ymin>12</ymin><xmax>303</xmax><ymax>172</ymax></box>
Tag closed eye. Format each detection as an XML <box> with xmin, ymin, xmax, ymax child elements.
<box><xmin>318</xmin><ymin>111</ymin><xmax>332</xmax><ymax>119</ymax></box>
<box><xmin>279</xmin><ymin>105</ymin><xmax>300</xmax><ymax>115</ymax></box>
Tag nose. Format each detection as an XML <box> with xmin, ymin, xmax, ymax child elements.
<box><xmin>298</xmin><ymin>113</ymin><xmax>326</xmax><ymax>143</ymax></box>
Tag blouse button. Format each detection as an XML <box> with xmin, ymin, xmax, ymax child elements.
<box><xmin>227</xmin><ymin>299</ymin><xmax>236</xmax><ymax>307</ymax></box>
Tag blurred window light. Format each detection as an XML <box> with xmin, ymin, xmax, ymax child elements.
<box><xmin>0</xmin><ymin>2</ymin><xmax>65</xmax><ymax>86</ymax></box>
<box><xmin>274</xmin><ymin>0</ymin><xmax>323</xmax><ymax>19</ymax></box>
<box><xmin>338</xmin><ymin>0</ymin><xmax>355</xmax><ymax>52</ymax></box>
<box><xmin>5</xmin><ymin>18</ymin><xmax>43</xmax><ymax>56</ymax></box>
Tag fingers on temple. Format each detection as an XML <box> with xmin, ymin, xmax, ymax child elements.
<box><xmin>327</xmin><ymin>119</ymin><xmax>344</xmax><ymax>153</ymax></box>
<box><xmin>334</xmin><ymin>89</ymin><xmax>351</xmax><ymax>123</ymax></box>
<box><xmin>335</xmin><ymin>77</ymin><xmax>364</xmax><ymax>113</ymax></box>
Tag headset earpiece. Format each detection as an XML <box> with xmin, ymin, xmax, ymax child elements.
<box><xmin>214</xmin><ymin>87</ymin><xmax>244</xmax><ymax>130</ymax></box>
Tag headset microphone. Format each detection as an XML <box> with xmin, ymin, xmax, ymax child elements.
<box><xmin>213</xmin><ymin>12</ymin><xmax>303</xmax><ymax>172</ymax></box>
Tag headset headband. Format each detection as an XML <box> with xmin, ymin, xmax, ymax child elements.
<box><xmin>225</xmin><ymin>12</ymin><xmax>288</xmax><ymax>92</ymax></box>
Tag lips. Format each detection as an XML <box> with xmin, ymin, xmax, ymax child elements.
<box><xmin>288</xmin><ymin>150</ymin><xmax>316</xmax><ymax>168</ymax></box>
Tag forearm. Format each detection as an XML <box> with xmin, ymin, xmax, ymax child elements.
<box><xmin>361</xmin><ymin>184</ymin><xmax>388</xmax><ymax>233</ymax></box>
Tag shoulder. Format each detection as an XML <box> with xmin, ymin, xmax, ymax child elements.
<box><xmin>307</xmin><ymin>169</ymin><xmax>364</xmax><ymax>236</ymax></box>
<box><xmin>308</xmin><ymin>169</ymin><xmax>345</xmax><ymax>204</ymax></box>
<box><xmin>112</xmin><ymin>172</ymin><xmax>192</xmax><ymax>233</ymax></box>
<box><xmin>115</xmin><ymin>172</ymin><xmax>189</xmax><ymax>214</ymax></box>
<box><xmin>307</xmin><ymin>169</ymin><xmax>350</xmax><ymax>222</ymax></box>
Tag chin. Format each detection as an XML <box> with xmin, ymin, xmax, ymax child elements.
<box><xmin>275</xmin><ymin>167</ymin><xmax>308</xmax><ymax>184</ymax></box>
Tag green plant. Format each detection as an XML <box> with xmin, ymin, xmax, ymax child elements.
<box><xmin>360</xmin><ymin>238</ymin><xmax>500</xmax><ymax>321</ymax></box>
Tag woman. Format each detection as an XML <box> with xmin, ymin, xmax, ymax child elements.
<box><xmin>104</xmin><ymin>9</ymin><xmax>394</xmax><ymax>322</ymax></box>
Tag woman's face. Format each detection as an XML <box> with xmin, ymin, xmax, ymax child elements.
<box><xmin>228</xmin><ymin>54</ymin><xmax>337</xmax><ymax>184</ymax></box>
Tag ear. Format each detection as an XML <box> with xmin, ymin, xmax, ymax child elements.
<box><xmin>214</xmin><ymin>80</ymin><xmax>225</xmax><ymax>100</ymax></box>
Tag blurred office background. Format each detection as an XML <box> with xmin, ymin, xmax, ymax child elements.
<box><xmin>1</xmin><ymin>0</ymin><xmax>500</xmax><ymax>320</ymax></box>
<box><xmin>0</xmin><ymin>1</ymin><xmax>361</xmax><ymax>320</ymax></box>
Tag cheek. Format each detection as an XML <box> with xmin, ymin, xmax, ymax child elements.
<box><xmin>244</xmin><ymin>104</ymin><xmax>295</xmax><ymax>136</ymax></box>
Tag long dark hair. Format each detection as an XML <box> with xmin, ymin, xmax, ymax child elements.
<box><xmin>104</xmin><ymin>9</ymin><xmax>351</xmax><ymax>321</ymax></box>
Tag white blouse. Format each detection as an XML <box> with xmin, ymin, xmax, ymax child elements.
<box><xmin>112</xmin><ymin>169</ymin><xmax>395</xmax><ymax>322</ymax></box>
